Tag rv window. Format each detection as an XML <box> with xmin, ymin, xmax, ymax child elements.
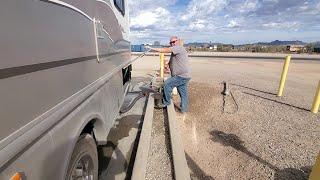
<box><xmin>114</xmin><ymin>0</ymin><xmax>125</xmax><ymax>15</ymax></box>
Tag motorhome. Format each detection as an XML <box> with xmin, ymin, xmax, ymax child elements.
<box><xmin>0</xmin><ymin>0</ymin><xmax>131</xmax><ymax>179</ymax></box>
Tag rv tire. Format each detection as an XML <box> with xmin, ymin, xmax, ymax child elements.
<box><xmin>66</xmin><ymin>134</ymin><xmax>98</xmax><ymax>180</ymax></box>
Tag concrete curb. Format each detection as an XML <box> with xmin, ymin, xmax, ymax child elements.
<box><xmin>167</xmin><ymin>104</ymin><xmax>191</xmax><ymax>180</ymax></box>
<box><xmin>131</xmin><ymin>94</ymin><xmax>154</xmax><ymax>180</ymax></box>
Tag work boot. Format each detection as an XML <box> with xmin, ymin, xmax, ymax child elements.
<box><xmin>152</xmin><ymin>92</ymin><xmax>163</xmax><ymax>100</ymax></box>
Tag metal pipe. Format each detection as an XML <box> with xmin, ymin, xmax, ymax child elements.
<box><xmin>222</xmin><ymin>81</ymin><xmax>230</xmax><ymax>96</ymax></box>
<box><xmin>311</xmin><ymin>81</ymin><xmax>320</xmax><ymax>114</ymax></box>
<box><xmin>309</xmin><ymin>152</ymin><xmax>320</xmax><ymax>180</ymax></box>
<box><xmin>160</xmin><ymin>53</ymin><xmax>165</xmax><ymax>78</ymax></box>
<box><xmin>277</xmin><ymin>55</ymin><xmax>291</xmax><ymax>97</ymax></box>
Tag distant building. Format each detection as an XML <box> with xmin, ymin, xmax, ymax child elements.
<box><xmin>131</xmin><ymin>44</ymin><xmax>146</xmax><ymax>52</ymax></box>
<box><xmin>214</xmin><ymin>45</ymin><xmax>218</xmax><ymax>51</ymax></box>
<box><xmin>203</xmin><ymin>43</ymin><xmax>210</xmax><ymax>48</ymax></box>
<box><xmin>287</xmin><ymin>45</ymin><xmax>305</xmax><ymax>52</ymax></box>
<box><xmin>131</xmin><ymin>44</ymin><xmax>164</xmax><ymax>52</ymax></box>
<box><xmin>209</xmin><ymin>45</ymin><xmax>218</xmax><ymax>51</ymax></box>
<box><xmin>153</xmin><ymin>41</ymin><xmax>160</xmax><ymax>46</ymax></box>
<box><xmin>234</xmin><ymin>45</ymin><xmax>246</xmax><ymax>51</ymax></box>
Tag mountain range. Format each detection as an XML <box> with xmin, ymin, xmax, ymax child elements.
<box><xmin>256</xmin><ymin>40</ymin><xmax>306</xmax><ymax>46</ymax></box>
<box><xmin>185</xmin><ymin>40</ymin><xmax>317</xmax><ymax>46</ymax></box>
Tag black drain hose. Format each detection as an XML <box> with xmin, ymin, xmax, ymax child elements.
<box><xmin>120</xmin><ymin>92</ymin><xmax>146</xmax><ymax>114</ymax></box>
<box><xmin>120</xmin><ymin>85</ymin><xmax>160</xmax><ymax>114</ymax></box>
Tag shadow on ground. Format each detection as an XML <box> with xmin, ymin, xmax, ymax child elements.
<box><xmin>243</xmin><ymin>92</ymin><xmax>310</xmax><ymax>112</ymax></box>
<box><xmin>210</xmin><ymin>130</ymin><xmax>311</xmax><ymax>180</ymax></box>
<box><xmin>230</xmin><ymin>83</ymin><xmax>277</xmax><ymax>96</ymax></box>
<box><xmin>98</xmin><ymin>115</ymin><xmax>143</xmax><ymax>180</ymax></box>
<box><xmin>185</xmin><ymin>153</ymin><xmax>214</xmax><ymax>180</ymax></box>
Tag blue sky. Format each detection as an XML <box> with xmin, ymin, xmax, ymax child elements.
<box><xmin>128</xmin><ymin>0</ymin><xmax>320</xmax><ymax>45</ymax></box>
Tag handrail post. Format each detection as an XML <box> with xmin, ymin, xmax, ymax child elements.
<box><xmin>311</xmin><ymin>81</ymin><xmax>320</xmax><ymax>114</ymax></box>
<box><xmin>309</xmin><ymin>152</ymin><xmax>320</xmax><ymax>179</ymax></box>
<box><xmin>277</xmin><ymin>55</ymin><xmax>291</xmax><ymax>97</ymax></box>
<box><xmin>160</xmin><ymin>53</ymin><xmax>165</xmax><ymax>78</ymax></box>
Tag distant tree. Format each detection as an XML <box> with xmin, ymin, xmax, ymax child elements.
<box><xmin>305</xmin><ymin>43</ymin><xmax>315</xmax><ymax>53</ymax></box>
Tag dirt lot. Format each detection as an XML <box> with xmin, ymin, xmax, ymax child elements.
<box><xmin>132</xmin><ymin>55</ymin><xmax>320</xmax><ymax>180</ymax></box>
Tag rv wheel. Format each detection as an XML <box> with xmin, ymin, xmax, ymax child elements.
<box><xmin>66</xmin><ymin>134</ymin><xmax>98</xmax><ymax>180</ymax></box>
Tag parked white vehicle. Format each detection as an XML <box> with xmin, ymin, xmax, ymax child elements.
<box><xmin>0</xmin><ymin>0</ymin><xmax>131</xmax><ymax>179</ymax></box>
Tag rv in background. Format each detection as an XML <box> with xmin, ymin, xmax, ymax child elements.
<box><xmin>0</xmin><ymin>0</ymin><xmax>131</xmax><ymax>179</ymax></box>
<box><xmin>286</xmin><ymin>45</ymin><xmax>306</xmax><ymax>53</ymax></box>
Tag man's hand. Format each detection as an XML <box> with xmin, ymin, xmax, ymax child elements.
<box><xmin>145</xmin><ymin>46</ymin><xmax>151</xmax><ymax>51</ymax></box>
<box><xmin>145</xmin><ymin>46</ymin><xmax>158</xmax><ymax>52</ymax></box>
<box><xmin>145</xmin><ymin>46</ymin><xmax>172</xmax><ymax>53</ymax></box>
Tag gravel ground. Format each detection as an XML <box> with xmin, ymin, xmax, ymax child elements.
<box><xmin>133</xmin><ymin>55</ymin><xmax>320</xmax><ymax>180</ymax></box>
<box><xmin>146</xmin><ymin>109</ymin><xmax>174</xmax><ymax>180</ymax></box>
<box><xmin>177</xmin><ymin>82</ymin><xmax>319</xmax><ymax>180</ymax></box>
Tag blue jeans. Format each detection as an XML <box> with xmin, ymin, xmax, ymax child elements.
<box><xmin>163</xmin><ymin>76</ymin><xmax>191</xmax><ymax>112</ymax></box>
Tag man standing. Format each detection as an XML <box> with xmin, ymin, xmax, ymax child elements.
<box><xmin>148</xmin><ymin>36</ymin><xmax>191</xmax><ymax>113</ymax></box>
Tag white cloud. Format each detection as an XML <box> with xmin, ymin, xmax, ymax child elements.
<box><xmin>130</xmin><ymin>7</ymin><xmax>170</xmax><ymax>28</ymax></box>
<box><xmin>300</xmin><ymin>6</ymin><xmax>308</xmax><ymax>11</ymax></box>
<box><xmin>299</xmin><ymin>1</ymin><xmax>309</xmax><ymax>11</ymax></box>
<box><xmin>262</xmin><ymin>22</ymin><xmax>278</xmax><ymax>28</ymax></box>
<box><xmin>227</xmin><ymin>20</ymin><xmax>240</xmax><ymax>28</ymax></box>
<box><xmin>129</xmin><ymin>0</ymin><xmax>320</xmax><ymax>44</ymax></box>
<box><xmin>129</xmin><ymin>0</ymin><xmax>177</xmax><ymax>15</ymax></box>
<box><xmin>188</xmin><ymin>20</ymin><xmax>206</xmax><ymax>30</ymax></box>
<box><xmin>182</xmin><ymin>0</ymin><xmax>229</xmax><ymax>20</ymax></box>
<box><xmin>262</xmin><ymin>0</ymin><xmax>278</xmax><ymax>2</ymax></box>
<box><xmin>299</xmin><ymin>1</ymin><xmax>320</xmax><ymax>15</ymax></box>
<box><xmin>263</xmin><ymin>22</ymin><xmax>299</xmax><ymax>30</ymax></box>
<box><xmin>240</xmin><ymin>0</ymin><xmax>259</xmax><ymax>13</ymax></box>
